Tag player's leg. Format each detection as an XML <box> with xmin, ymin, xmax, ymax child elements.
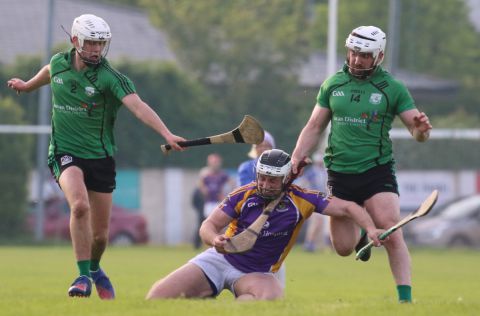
<box><xmin>89</xmin><ymin>191</ymin><xmax>115</xmax><ymax>299</ymax></box>
<box><xmin>365</xmin><ymin>192</ymin><xmax>412</xmax><ymax>302</ymax></box>
<box><xmin>59</xmin><ymin>166</ymin><xmax>93</xmax><ymax>297</ymax></box>
<box><xmin>326</xmin><ymin>171</ymin><xmax>365</xmax><ymax>257</ymax></box>
<box><xmin>329</xmin><ymin>214</ymin><xmax>360</xmax><ymax>256</ymax></box>
<box><xmin>89</xmin><ymin>191</ymin><xmax>112</xmax><ymax>264</ymax></box>
<box><xmin>146</xmin><ymin>263</ymin><xmax>215</xmax><ymax>299</ymax></box>
<box><xmin>234</xmin><ymin>273</ymin><xmax>283</xmax><ymax>300</ymax></box>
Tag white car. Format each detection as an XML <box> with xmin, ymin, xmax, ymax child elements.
<box><xmin>403</xmin><ymin>195</ymin><xmax>480</xmax><ymax>248</ymax></box>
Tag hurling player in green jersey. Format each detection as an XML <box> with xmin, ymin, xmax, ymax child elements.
<box><xmin>291</xmin><ymin>26</ymin><xmax>432</xmax><ymax>303</ymax></box>
<box><xmin>7</xmin><ymin>14</ymin><xmax>185</xmax><ymax>299</ymax></box>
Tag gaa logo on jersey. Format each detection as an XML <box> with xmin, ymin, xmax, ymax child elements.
<box><xmin>369</xmin><ymin>93</ymin><xmax>382</xmax><ymax>105</ymax></box>
<box><xmin>85</xmin><ymin>86</ymin><xmax>96</xmax><ymax>97</ymax></box>
<box><xmin>53</xmin><ymin>76</ymin><xmax>63</xmax><ymax>85</ymax></box>
<box><xmin>332</xmin><ymin>90</ymin><xmax>345</xmax><ymax>97</ymax></box>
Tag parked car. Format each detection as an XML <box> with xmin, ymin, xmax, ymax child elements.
<box><xmin>26</xmin><ymin>197</ymin><xmax>148</xmax><ymax>245</ymax></box>
<box><xmin>403</xmin><ymin>194</ymin><xmax>480</xmax><ymax>248</ymax></box>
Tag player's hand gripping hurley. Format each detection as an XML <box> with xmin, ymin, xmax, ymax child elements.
<box><xmin>160</xmin><ymin>115</ymin><xmax>264</xmax><ymax>154</ymax></box>
<box><xmin>223</xmin><ymin>160</ymin><xmax>309</xmax><ymax>254</ymax></box>
<box><xmin>355</xmin><ymin>189</ymin><xmax>439</xmax><ymax>260</ymax></box>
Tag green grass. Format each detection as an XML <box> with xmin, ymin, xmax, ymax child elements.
<box><xmin>0</xmin><ymin>246</ymin><xmax>479</xmax><ymax>316</ymax></box>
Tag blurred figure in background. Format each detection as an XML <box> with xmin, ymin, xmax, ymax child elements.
<box><xmin>298</xmin><ymin>152</ymin><xmax>330</xmax><ymax>252</ymax></box>
<box><xmin>191</xmin><ymin>187</ymin><xmax>205</xmax><ymax>249</ymax></box>
<box><xmin>199</xmin><ymin>153</ymin><xmax>231</xmax><ymax>219</ymax></box>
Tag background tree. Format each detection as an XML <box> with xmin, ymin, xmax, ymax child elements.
<box><xmin>140</xmin><ymin>0</ymin><xmax>313</xmax><ymax>156</ymax></box>
<box><xmin>310</xmin><ymin>0</ymin><xmax>480</xmax><ymax>119</ymax></box>
<box><xmin>0</xmin><ymin>96</ymin><xmax>32</xmax><ymax>238</ymax></box>
<box><xmin>113</xmin><ymin>60</ymin><xmax>225</xmax><ymax>168</ymax></box>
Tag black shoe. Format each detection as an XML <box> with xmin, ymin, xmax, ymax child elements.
<box><xmin>355</xmin><ymin>231</ymin><xmax>371</xmax><ymax>262</ymax></box>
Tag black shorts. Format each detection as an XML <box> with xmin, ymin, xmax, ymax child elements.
<box><xmin>327</xmin><ymin>161</ymin><xmax>399</xmax><ymax>205</ymax></box>
<box><xmin>48</xmin><ymin>154</ymin><xmax>116</xmax><ymax>193</ymax></box>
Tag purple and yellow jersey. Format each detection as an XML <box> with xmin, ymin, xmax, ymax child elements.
<box><xmin>221</xmin><ymin>183</ymin><xmax>330</xmax><ymax>273</ymax></box>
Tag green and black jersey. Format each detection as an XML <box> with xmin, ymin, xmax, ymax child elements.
<box><xmin>48</xmin><ymin>49</ymin><xmax>136</xmax><ymax>159</ymax></box>
<box><xmin>317</xmin><ymin>65</ymin><xmax>416</xmax><ymax>174</ymax></box>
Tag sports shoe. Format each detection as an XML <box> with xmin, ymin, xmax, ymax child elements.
<box><xmin>68</xmin><ymin>275</ymin><xmax>92</xmax><ymax>297</ymax></box>
<box><xmin>90</xmin><ymin>268</ymin><xmax>115</xmax><ymax>300</ymax></box>
<box><xmin>355</xmin><ymin>230</ymin><xmax>371</xmax><ymax>262</ymax></box>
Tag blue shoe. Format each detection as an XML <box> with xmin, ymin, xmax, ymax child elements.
<box><xmin>355</xmin><ymin>231</ymin><xmax>371</xmax><ymax>262</ymax></box>
<box><xmin>90</xmin><ymin>269</ymin><xmax>115</xmax><ymax>300</ymax></box>
<box><xmin>68</xmin><ymin>275</ymin><xmax>92</xmax><ymax>297</ymax></box>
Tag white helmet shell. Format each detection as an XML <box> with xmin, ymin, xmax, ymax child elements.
<box><xmin>345</xmin><ymin>26</ymin><xmax>386</xmax><ymax>62</ymax></box>
<box><xmin>71</xmin><ymin>14</ymin><xmax>111</xmax><ymax>60</ymax></box>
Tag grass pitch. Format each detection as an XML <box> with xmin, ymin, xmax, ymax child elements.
<box><xmin>0</xmin><ymin>245</ymin><xmax>479</xmax><ymax>316</ymax></box>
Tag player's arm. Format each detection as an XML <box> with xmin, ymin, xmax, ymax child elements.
<box><xmin>322</xmin><ymin>196</ymin><xmax>383</xmax><ymax>246</ymax></box>
<box><xmin>122</xmin><ymin>93</ymin><xmax>185</xmax><ymax>150</ymax></box>
<box><xmin>199</xmin><ymin>206</ymin><xmax>233</xmax><ymax>253</ymax></box>
<box><xmin>291</xmin><ymin>105</ymin><xmax>331</xmax><ymax>173</ymax></box>
<box><xmin>7</xmin><ymin>64</ymin><xmax>51</xmax><ymax>94</ymax></box>
<box><xmin>399</xmin><ymin>108</ymin><xmax>432</xmax><ymax>142</ymax></box>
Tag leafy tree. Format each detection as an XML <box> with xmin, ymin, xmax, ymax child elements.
<box><xmin>0</xmin><ymin>56</ymin><xmax>44</xmax><ymax>124</ymax></box>
<box><xmin>113</xmin><ymin>60</ymin><xmax>226</xmax><ymax>168</ymax></box>
<box><xmin>140</xmin><ymin>0</ymin><xmax>313</xmax><ymax>156</ymax></box>
<box><xmin>0</xmin><ymin>96</ymin><xmax>33</xmax><ymax>237</ymax></box>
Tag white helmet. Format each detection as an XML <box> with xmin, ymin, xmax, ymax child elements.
<box><xmin>345</xmin><ymin>26</ymin><xmax>386</xmax><ymax>65</ymax></box>
<box><xmin>71</xmin><ymin>14</ymin><xmax>112</xmax><ymax>64</ymax></box>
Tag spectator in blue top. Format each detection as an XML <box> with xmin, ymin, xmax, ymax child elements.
<box><xmin>237</xmin><ymin>131</ymin><xmax>275</xmax><ymax>186</ymax></box>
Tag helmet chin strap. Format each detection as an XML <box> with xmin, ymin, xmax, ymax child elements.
<box><xmin>76</xmin><ymin>49</ymin><xmax>102</xmax><ymax>65</ymax></box>
<box><xmin>74</xmin><ymin>41</ymin><xmax>109</xmax><ymax>66</ymax></box>
<box><xmin>346</xmin><ymin>63</ymin><xmax>376</xmax><ymax>79</ymax></box>
<box><xmin>345</xmin><ymin>57</ymin><xmax>379</xmax><ymax>79</ymax></box>
<box><xmin>256</xmin><ymin>183</ymin><xmax>283</xmax><ymax>200</ymax></box>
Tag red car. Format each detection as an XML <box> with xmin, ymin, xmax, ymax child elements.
<box><xmin>27</xmin><ymin>197</ymin><xmax>148</xmax><ymax>245</ymax></box>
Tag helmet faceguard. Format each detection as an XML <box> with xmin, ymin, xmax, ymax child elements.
<box><xmin>345</xmin><ymin>26</ymin><xmax>386</xmax><ymax>79</ymax></box>
<box><xmin>256</xmin><ymin>149</ymin><xmax>292</xmax><ymax>200</ymax></box>
<box><xmin>71</xmin><ymin>14</ymin><xmax>112</xmax><ymax>65</ymax></box>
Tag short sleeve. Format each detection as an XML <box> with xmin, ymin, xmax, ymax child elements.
<box><xmin>316</xmin><ymin>83</ymin><xmax>331</xmax><ymax>109</ymax></box>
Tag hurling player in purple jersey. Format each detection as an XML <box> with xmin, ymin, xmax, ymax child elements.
<box><xmin>146</xmin><ymin>149</ymin><xmax>383</xmax><ymax>300</ymax></box>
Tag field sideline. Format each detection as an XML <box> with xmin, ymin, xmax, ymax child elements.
<box><xmin>0</xmin><ymin>246</ymin><xmax>479</xmax><ymax>316</ymax></box>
